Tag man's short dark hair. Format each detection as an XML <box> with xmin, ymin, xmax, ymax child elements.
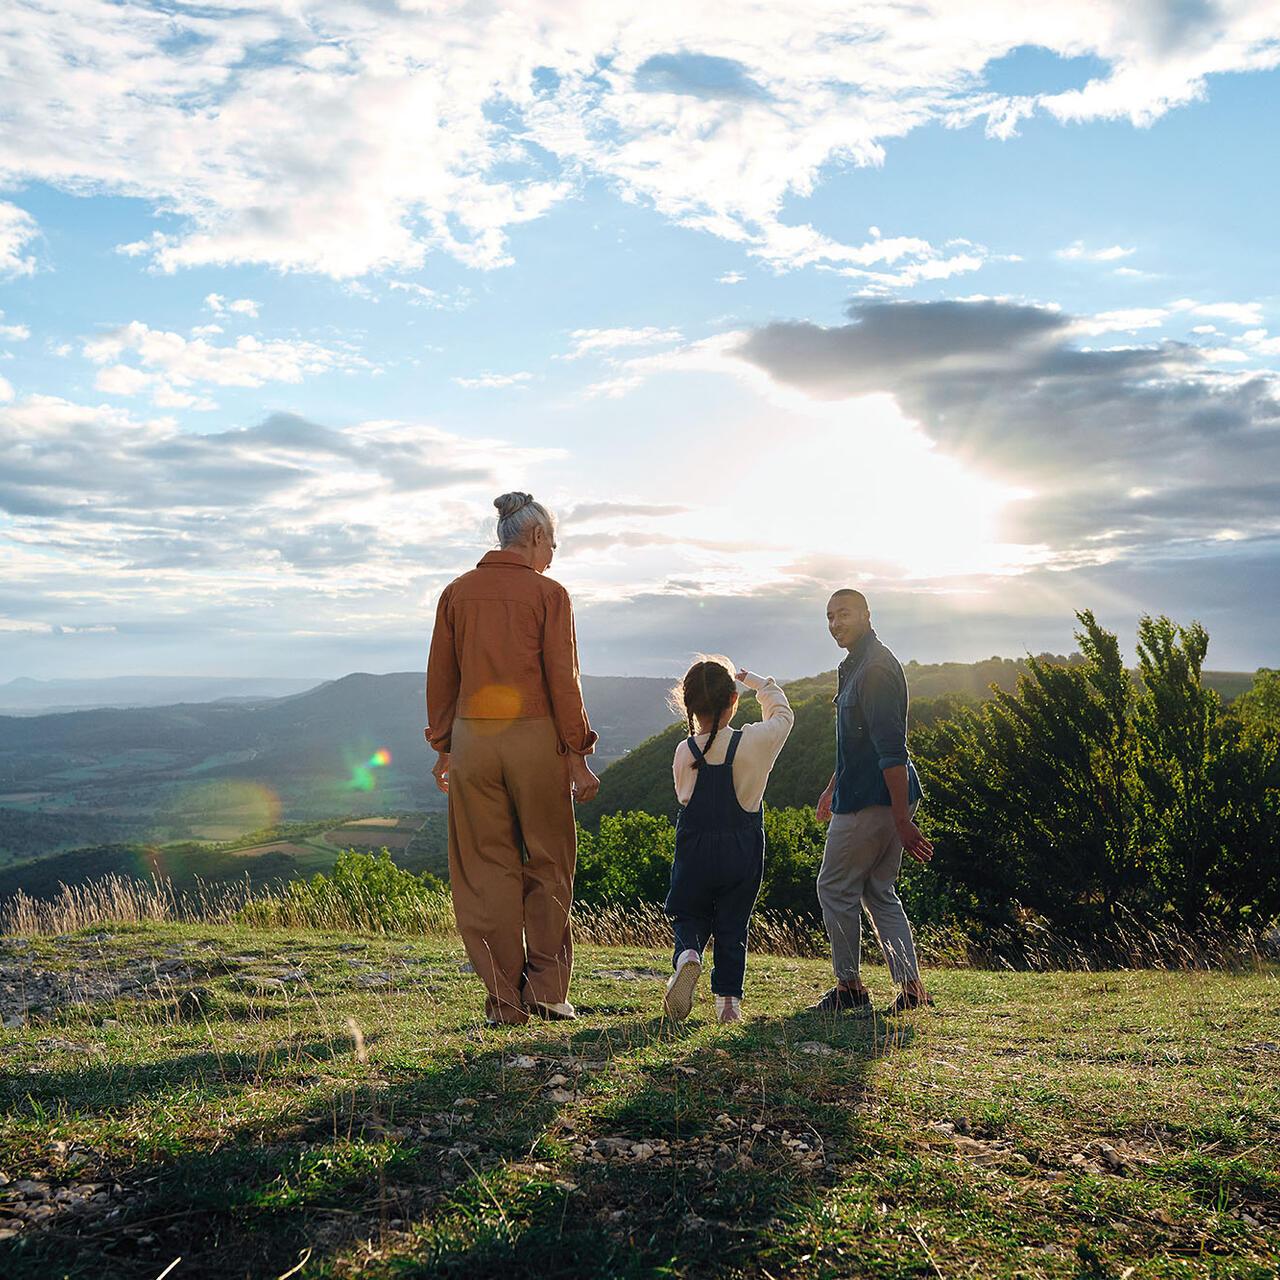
<box><xmin>829</xmin><ymin>588</ymin><xmax>869</xmax><ymax>612</ymax></box>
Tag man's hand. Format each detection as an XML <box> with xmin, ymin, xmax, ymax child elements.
<box><xmin>432</xmin><ymin>751</ymin><xmax>450</xmax><ymax>794</ymax></box>
<box><xmin>816</xmin><ymin>785</ymin><xmax>834</xmax><ymax>823</ymax></box>
<box><xmin>570</xmin><ymin>755</ymin><xmax>600</xmax><ymax>804</ymax></box>
<box><xmin>895</xmin><ymin>814</ymin><xmax>934</xmax><ymax>864</ymax></box>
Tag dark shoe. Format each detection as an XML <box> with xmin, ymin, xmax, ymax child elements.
<box><xmin>810</xmin><ymin>985</ymin><xmax>872</xmax><ymax>1015</ymax></box>
<box><xmin>884</xmin><ymin>989</ymin><xmax>934</xmax><ymax>1016</ymax></box>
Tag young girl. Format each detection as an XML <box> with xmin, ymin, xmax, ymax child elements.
<box><xmin>663</xmin><ymin>656</ymin><xmax>794</xmax><ymax>1023</ymax></box>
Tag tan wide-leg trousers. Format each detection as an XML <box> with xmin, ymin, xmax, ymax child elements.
<box><xmin>447</xmin><ymin>717</ymin><xmax>576</xmax><ymax>1024</ymax></box>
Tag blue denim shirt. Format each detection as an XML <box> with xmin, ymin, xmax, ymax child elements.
<box><xmin>832</xmin><ymin>628</ymin><xmax>923</xmax><ymax>814</ymax></box>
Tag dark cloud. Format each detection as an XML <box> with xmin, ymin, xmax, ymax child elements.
<box><xmin>0</xmin><ymin>402</ymin><xmax>503</xmax><ymax>576</ymax></box>
<box><xmin>734</xmin><ymin>298</ymin><xmax>1280</xmax><ymax>557</ymax></box>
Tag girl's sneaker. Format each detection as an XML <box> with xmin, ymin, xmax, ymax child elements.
<box><xmin>664</xmin><ymin>949</ymin><xmax>702</xmax><ymax>1021</ymax></box>
<box><xmin>715</xmin><ymin>995</ymin><xmax>743</xmax><ymax>1024</ymax></box>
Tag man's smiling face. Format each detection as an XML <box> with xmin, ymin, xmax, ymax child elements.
<box><xmin>827</xmin><ymin>593</ymin><xmax>870</xmax><ymax>649</ymax></box>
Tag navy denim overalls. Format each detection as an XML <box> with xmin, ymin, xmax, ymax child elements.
<box><xmin>664</xmin><ymin>729</ymin><xmax>765</xmax><ymax>998</ymax></box>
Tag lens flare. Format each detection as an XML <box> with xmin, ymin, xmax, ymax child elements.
<box><xmin>349</xmin><ymin>747</ymin><xmax>393</xmax><ymax>791</ymax></box>
<box><xmin>165</xmin><ymin>779</ymin><xmax>282</xmax><ymax>842</ymax></box>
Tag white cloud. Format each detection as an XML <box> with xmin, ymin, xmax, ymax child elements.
<box><xmin>0</xmin><ymin>618</ymin><xmax>55</xmax><ymax>634</ymax></box>
<box><xmin>0</xmin><ymin>396</ymin><xmax>562</xmax><ymax>635</ymax></box>
<box><xmin>2</xmin><ymin>5</ymin><xmax>1275</xmax><ymax>279</ymax></box>
<box><xmin>562</xmin><ymin>327</ymin><xmax>683</xmax><ymax>359</ymax></box>
<box><xmin>718</xmin><ymin>272</ymin><xmax>745</xmax><ymax>285</ymax></box>
<box><xmin>452</xmin><ymin>371</ymin><xmax>533</xmax><ymax>389</ymax></box>
<box><xmin>83</xmin><ymin>321</ymin><xmax>372</xmax><ymax>406</ymax></box>
<box><xmin>0</xmin><ymin>203</ymin><xmax>38</xmax><ymax>277</ymax></box>
<box><xmin>386</xmin><ymin>280</ymin><xmax>473</xmax><ymax>310</ymax></box>
<box><xmin>1056</xmin><ymin>241</ymin><xmax>1136</xmax><ymax>262</ymax></box>
<box><xmin>1240</xmin><ymin>328</ymin><xmax>1280</xmax><ymax>356</ymax></box>
<box><xmin>0</xmin><ymin>323</ymin><xmax>31</xmax><ymax>342</ymax></box>
<box><xmin>0</xmin><ymin>374</ymin><xmax>12</xmax><ymax>403</ymax></box>
<box><xmin>1075</xmin><ymin>299</ymin><xmax>1269</xmax><ymax>338</ymax></box>
<box><xmin>1172</xmin><ymin>299</ymin><xmax>1264</xmax><ymax>327</ymax></box>
<box><xmin>1075</xmin><ymin>307</ymin><xmax>1170</xmax><ymax>335</ymax></box>
<box><xmin>205</xmin><ymin>293</ymin><xmax>261</xmax><ymax>319</ymax></box>
<box><xmin>94</xmin><ymin>364</ymin><xmax>155</xmax><ymax>397</ymax></box>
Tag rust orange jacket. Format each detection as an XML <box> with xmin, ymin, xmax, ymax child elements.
<box><xmin>425</xmin><ymin>549</ymin><xmax>598</xmax><ymax>756</ymax></box>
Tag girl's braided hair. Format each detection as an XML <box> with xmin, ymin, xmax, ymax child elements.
<box><xmin>669</xmin><ymin>655</ymin><xmax>737</xmax><ymax>770</ymax></box>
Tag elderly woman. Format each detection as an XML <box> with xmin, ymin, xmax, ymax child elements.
<box><xmin>426</xmin><ymin>492</ymin><xmax>600</xmax><ymax>1025</ymax></box>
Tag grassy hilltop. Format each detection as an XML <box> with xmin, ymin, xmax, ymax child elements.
<box><xmin>1</xmin><ymin>922</ymin><xmax>1278</xmax><ymax>1278</ymax></box>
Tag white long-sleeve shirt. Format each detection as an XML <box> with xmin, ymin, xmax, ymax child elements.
<box><xmin>672</xmin><ymin>671</ymin><xmax>794</xmax><ymax>813</ymax></box>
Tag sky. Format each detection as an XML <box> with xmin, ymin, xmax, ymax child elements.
<box><xmin>1</xmin><ymin>1</ymin><xmax>1279</xmax><ymax>682</ymax></box>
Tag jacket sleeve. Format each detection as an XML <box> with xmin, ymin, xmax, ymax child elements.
<box><xmin>542</xmin><ymin>585</ymin><xmax>598</xmax><ymax>756</ymax></box>
<box><xmin>861</xmin><ymin>665</ymin><xmax>909</xmax><ymax>771</ymax></box>
<box><xmin>425</xmin><ymin>587</ymin><xmax>460</xmax><ymax>753</ymax></box>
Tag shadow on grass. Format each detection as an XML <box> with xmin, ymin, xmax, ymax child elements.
<box><xmin>0</xmin><ymin>1037</ymin><xmax>350</xmax><ymax>1119</ymax></box>
<box><xmin>1</xmin><ymin>996</ymin><xmax>925</xmax><ymax>1279</ymax></box>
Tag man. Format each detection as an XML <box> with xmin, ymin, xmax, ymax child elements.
<box><xmin>811</xmin><ymin>589</ymin><xmax>934</xmax><ymax>1016</ymax></box>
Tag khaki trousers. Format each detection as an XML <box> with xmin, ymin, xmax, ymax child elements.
<box><xmin>447</xmin><ymin>717</ymin><xmax>576</xmax><ymax>1024</ymax></box>
<box><xmin>816</xmin><ymin>803</ymin><xmax>921</xmax><ymax>988</ymax></box>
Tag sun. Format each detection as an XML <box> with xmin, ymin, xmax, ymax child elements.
<box><xmin>727</xmin><ymin>393</ymin><xmax>1037</xmax><ymax>583</ymax></box>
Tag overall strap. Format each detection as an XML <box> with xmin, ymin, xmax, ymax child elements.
<box><xmin>724</xmin><ymin>729</ymin><xmax>742</xmax><ymax>766</ymax></box>
<box><xmin>686</xmin><ymin>736</ymin><xmax>706</xmax><ymax>765</ymax></box>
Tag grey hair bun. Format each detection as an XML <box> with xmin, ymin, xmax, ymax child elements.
<box><xmin>494</xmin><ymin>492</ymin><xmax>534</xmax><ymax>519</ymax></box>
<box><xmin>494</xmin><ymin>491</ymin><xmax>556</xmax><ymax>549</ymax></box>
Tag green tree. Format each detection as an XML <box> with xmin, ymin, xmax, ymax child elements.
<box><xmin>1234</xmin><ymin>668</ymin><xmax>1280</xmax><ymax>733</ymax></box>
<box><xmin>575</xmin><ymin>811</ymin><xmax>676</xmax><ymax>906</ymax></box>
<box><xmin>916</xmin><ymin>612</ymin><xmax>1280</xmax><ymax>938</ymax></box>
<box><xmin>914</xmin><ymin>610</ymin><xmax>1140</xmax><ymax>935</ymax></box>
<box><xmin>1133</xmin><ymin>619</ymin><xmax>1280</xmax><ymax>929</ymax></box>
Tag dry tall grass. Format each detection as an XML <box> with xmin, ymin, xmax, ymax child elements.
<box><xmin>1</xmin><ymin>872</ymin><xmax>1274</xmax><ymax>971</ymax></box>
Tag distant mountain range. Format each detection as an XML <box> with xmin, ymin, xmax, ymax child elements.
<box><xmin>0</xmin><ymin>675</ymin><xmax>323</xmax><ymax>715</ymax></box>
<box><xmin>0</xmin><ymin>657</ymin><xmax>1258</xmax><ymax>886</ymax></box>
<box><xmin>0</xmin><ymin>673</ymin><xmax>680</xmax><ymax>863</ymax></box>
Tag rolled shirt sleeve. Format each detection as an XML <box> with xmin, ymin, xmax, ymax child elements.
<box><xmin>861</xmin><ymin>665</ymin><xmax>909</xmax><ymax>771</ymax></box>
<box><xmin>425</xmin><ymin>588</ymin><xmax>460</xmax><ymax>753</ymax></box>
<box><xmin>542</xmin><ymin>585</ymin><xmax>599</xmax><ymax>756</ymax></box>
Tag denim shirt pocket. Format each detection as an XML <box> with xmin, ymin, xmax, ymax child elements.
<box><xmin>836</xmin><ymin>689</ymin><xmax>868</xmax><ymax>743</ymax></box>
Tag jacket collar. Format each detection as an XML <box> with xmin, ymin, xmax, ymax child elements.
<box><xmin>842</xmin><ymin>627</ymin><xmax>878</xmax><ymax>670</ymax></box>
<box><xmin>476</xmin><ymin>548</ymin><xmax>535</xmax><ymax>570</ymax></box>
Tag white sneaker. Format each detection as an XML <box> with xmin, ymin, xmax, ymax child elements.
<box><xmin>715</xmin><ymin>995</ymin><xmax>742</xmax><ymax>1024</ymax></box>
<box><xmin>663</xmin><ymin>949</ymin><xmax>702</xmax><ymax>1021</ymax></box>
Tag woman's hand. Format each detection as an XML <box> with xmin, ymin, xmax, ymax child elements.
<box><xmin>432</xmin><ymin>751</ymin><xmax>450</xmax><ymax>794</ymax></box>
<box><xmin>569</xmin><ymin>754</ymin><xmax>600</xmax><ymax>804</ymax></box>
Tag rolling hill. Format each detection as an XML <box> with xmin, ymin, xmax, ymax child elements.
<box><xmin>579</xmin><ymin>659</ymin><xmax>1259</xmax><ymax>826</ymax></box>
<box><xmin>0</xmin><ymin>673</ymin><xmax>679</xmax><ymax>859</ymax></box>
